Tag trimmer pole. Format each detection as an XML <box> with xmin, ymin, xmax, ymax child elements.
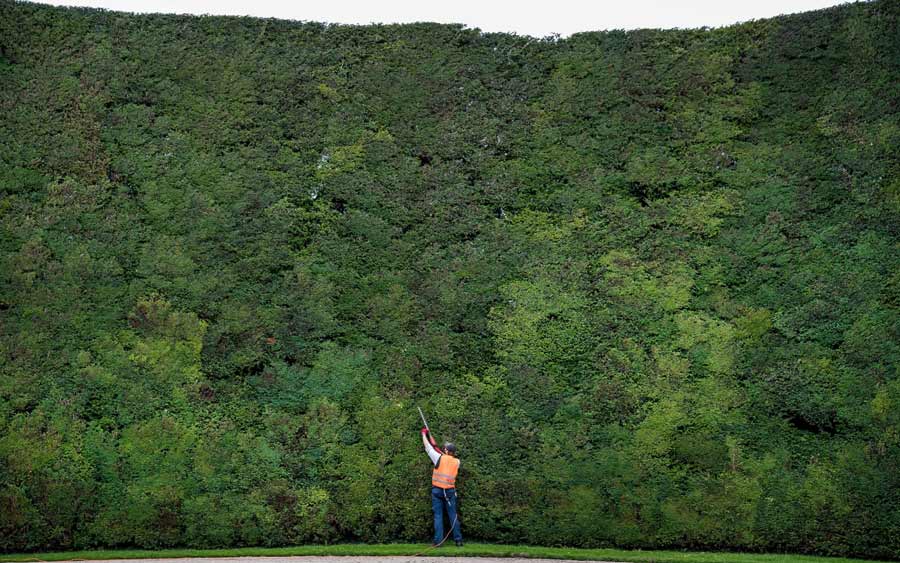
<box><xmin>417</xmin><ymin>406</ymin><xmax>431</xmax><ymax>435</ymax></box>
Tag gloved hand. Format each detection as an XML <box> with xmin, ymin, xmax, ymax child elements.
<box><xmin>421</xmin><ymin>427</ymin><xmax>438</xmax><ymax>447</ymax></box>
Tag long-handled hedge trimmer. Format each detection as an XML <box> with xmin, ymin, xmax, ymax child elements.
<box><xmin>417</xmin><ymin>405</ymin><xmax>431</xmax><ymax>436</ymax></box>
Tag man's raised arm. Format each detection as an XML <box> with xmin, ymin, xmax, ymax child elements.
<box><xmin>421</xmin><ymin>427</ymin><xmax>440</xmax><ymax>466</ymax></box>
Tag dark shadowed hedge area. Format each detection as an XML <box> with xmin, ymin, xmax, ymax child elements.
<box><xmin>1</xmin><ymin>0</ymin><xmax>899</xmax><ymax>557</ymax></box>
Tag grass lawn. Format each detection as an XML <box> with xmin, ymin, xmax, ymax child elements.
<box><xmin>0</xmin><ymin>543</ymin><xmax>892</xmax><ymax>563</ymax></box>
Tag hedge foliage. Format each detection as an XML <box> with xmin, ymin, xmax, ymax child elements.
<box><xmin>1</xmin><ymin>0</ymin><xmax>899</xmax><ymax>558</ymax></box>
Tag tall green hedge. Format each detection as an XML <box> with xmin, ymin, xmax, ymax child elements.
<box><xmin>1</xmin><ymin>0</ymin><xmax>899</xmax><ymax>558</ymax></box>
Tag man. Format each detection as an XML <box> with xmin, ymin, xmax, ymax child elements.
<box><xmin>421</xmin><ymin>427</ymin><xmax>463</xmax><ymax>547</ymax></box>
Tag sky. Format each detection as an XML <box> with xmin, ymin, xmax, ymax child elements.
<box><xmin>43</xmin><ymin>0</ymin><xmax>852</xmax><ymax>37</ymax></box>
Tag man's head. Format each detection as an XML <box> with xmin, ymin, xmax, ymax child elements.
<box><xmin>443</xmin><ymin>442</ymin><xmax>457</xmax><ymax>456</ymax></box>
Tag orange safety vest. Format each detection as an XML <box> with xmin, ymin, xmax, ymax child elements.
<box><xmin>431</xmin><ymin>454</ymin><xmax>460</xmax><ymax>489</ymax></box>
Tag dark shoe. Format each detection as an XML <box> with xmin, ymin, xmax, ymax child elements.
<box><xmin>455</xmin><ymin>540</ymin><xmax>464</xmax><ymax>547</ymax></box>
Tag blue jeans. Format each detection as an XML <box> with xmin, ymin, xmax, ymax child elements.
<box><xmin>431</xmin><ymin>486</ymin><xmax>462</xmax><ymax>544</ymax></box>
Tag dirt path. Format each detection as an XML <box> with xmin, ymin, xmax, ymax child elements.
<box><xmin>51</xmin><ymin>557</ymin><xmax>623</xmax><ymax>563</ymax></box>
